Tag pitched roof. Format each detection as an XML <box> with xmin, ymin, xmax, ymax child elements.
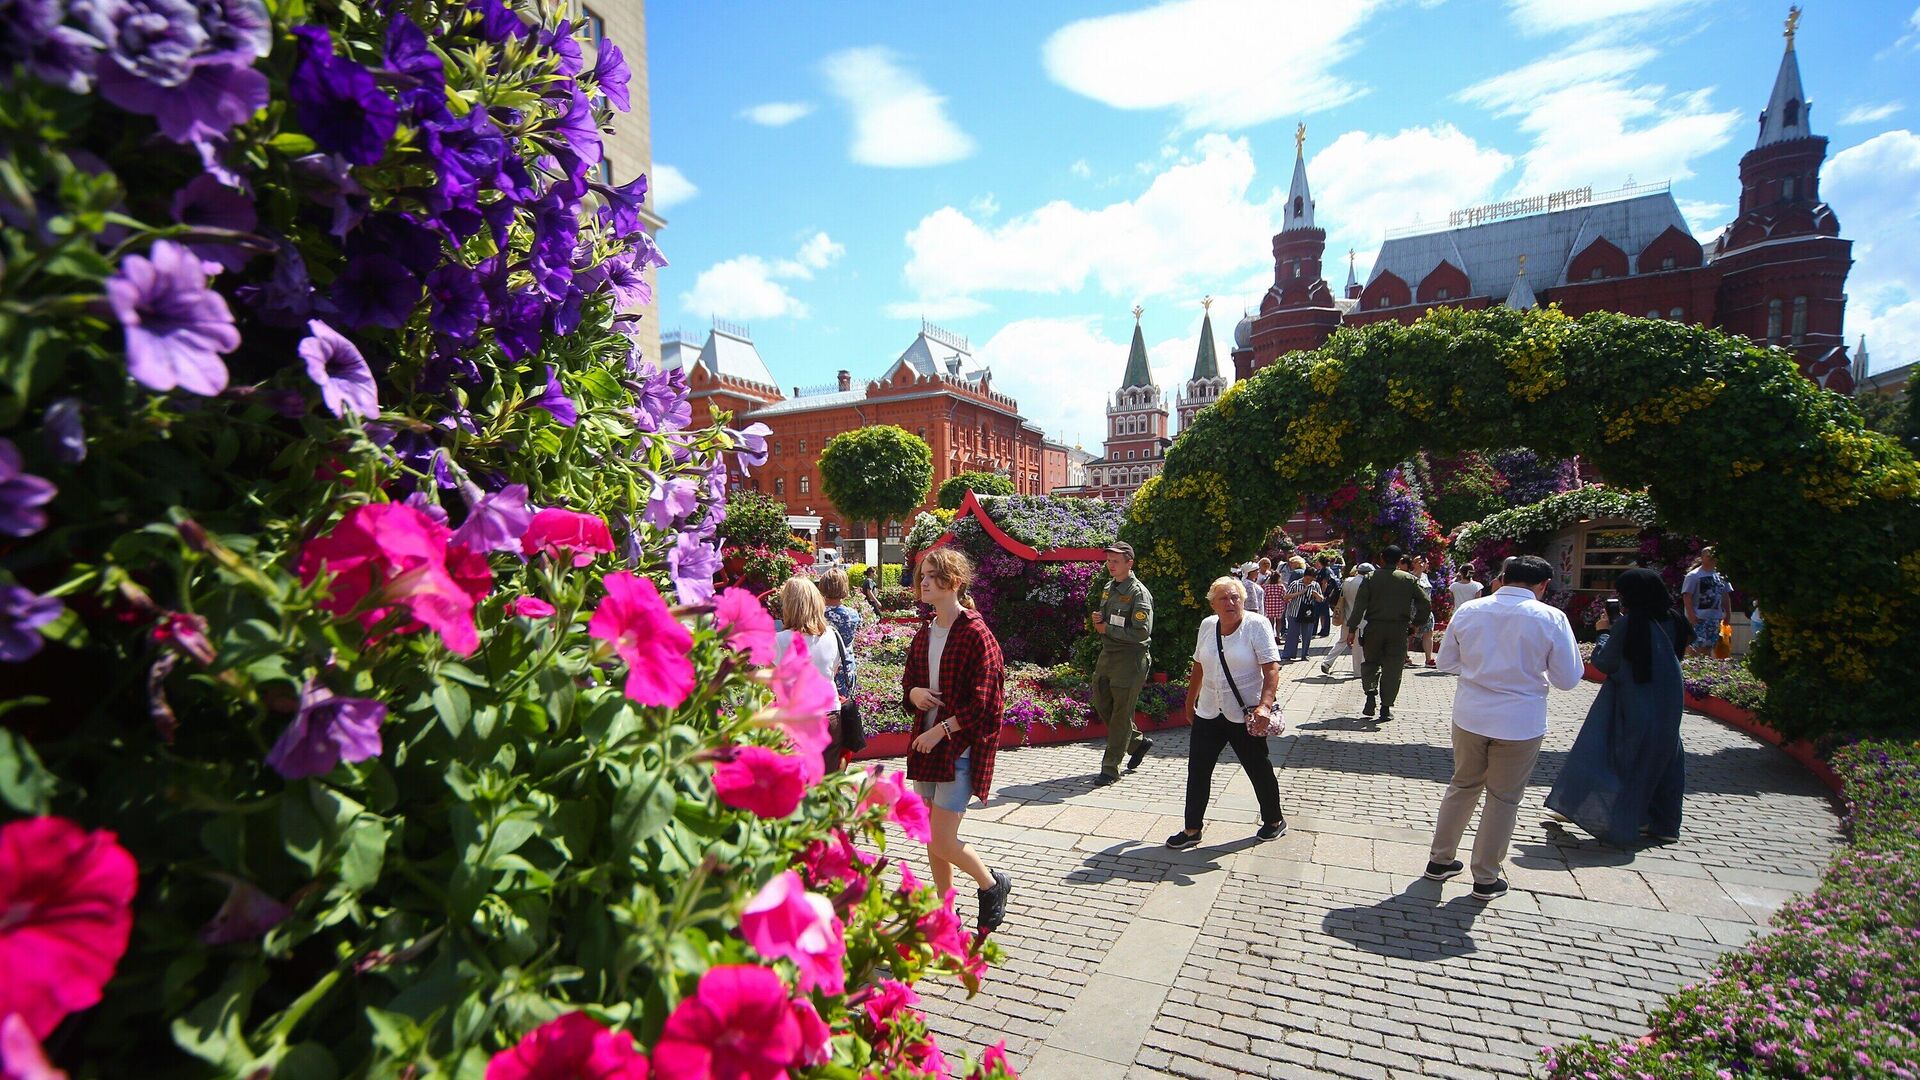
<box><xmin>1284</xmin><ymin>142</ymin><xmax>1315</xmax><ymax>231</ymax></box>
<box><xmin>1367</xmin><ymin>190</ymin><xmax>1692</xmax><ymax>299</ymax></box>
<box><xmin>1757</xmin><ymin>33</ymin><xmax>1813</xmax><ymax>147</ymax></box>
<box><xmin>1189</xmin><ymin>310</ymin><xmax>1219</xmax><ymax>380</ymax></box>
<box><xmin>1504</xmin><ymin>260</ymin><xmax>1538</xmax><ymax>309</ymax></box>
<box><xmin>885</xmin><ymin>322</ymin><xmax>988</xmax><ymax>383</ymax></box>
<box><xmin>660</xmin><ymin>324</ymin><xmax>779</xmax><ymax>389</ymax></box>
<box><xmin>1120</xmin><ymin>321</ymin><xmax>1153</xmax><ymax>388</ymax></box>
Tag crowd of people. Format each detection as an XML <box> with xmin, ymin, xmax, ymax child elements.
<box><xmin>768</xmin><ymin>540</ymin><xmax>1731</xmax><ymax>930</ymax></box>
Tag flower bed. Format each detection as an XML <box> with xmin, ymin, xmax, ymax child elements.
<box><xmin>1540</xmin><ymin>741</ymin><xmax>1920</xmax><ymax>1078</ymax></box>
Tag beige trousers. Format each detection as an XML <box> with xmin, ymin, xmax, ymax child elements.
<box><xmin>1429</xmin><ymin>724</ymin><xmax>1544</xmax><ymax>885</ymax></box>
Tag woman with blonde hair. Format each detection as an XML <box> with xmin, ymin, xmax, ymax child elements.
<box><xmin>902</xmin><ymin>547</ymin><xmax>1014</xmax><ymax>931</ymax></box>
<box><xmin>1170</xmin><ymin>576</ymin><xmax>1286</xmax><ymax>849</ymax></box>
<box><xmin>775</xmin><ymin>576</ymin><xmax>846</xmax><ymax>699</ymax></box>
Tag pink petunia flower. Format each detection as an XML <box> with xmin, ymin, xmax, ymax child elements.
<box><xmin>197</xmin><ymin>875</ymin><xmax>293</xmax><ymax>945</ymax></box>
<box><xmin>0</xmin><ymin>818</ymin><xmax>138</xmax><ymax>1039</ymax></box>
<box><xmin>763</xmin><ymin>636</ymin><xmax>835</xmax><ymax>774</ymax></box>
<box><xmin>653</xmin><ymin>966</ymin><xmax>801</xmax><ymax>1080</ymax></box>
<box><xmin>505</xmin><ymin>596</ymin><xmax>556</xmax><ymax>619</ymax></box>
<box><xmin>857</xmin><ymin>767</ymin><xmax>932</xmax><ymax>843</ymax></box>
<box><xmin>862</xmin><ymin>979</ymin><xmax>920</xmax><ymax>1032</ymax></box>
<box><xmin>917</xmin><ymin>891</ymin><xmax>969</xmax><ymax>964</ymax></box>
<box><xmin>800</xmin><ymin>829</ymin><xmax>872</xmax><ymax>893</ymax></box>
<box><xmin>969</xmin><ymin>1041</ymin><xmax>1015</xmax><ymax>1080</ymax></box>
<box><xmin>588</xmin><ymin>572</ymin><xmax>694</xmax><ymax>707</ymax></box>
<box><xmin>712</xmin><ymin>587</ymin><xmax>777</xmax><ymax>665</ymax></box>
<box><xmin>789</xmin><ymin>997</ymin><xmax>832</xmax><ymax>1069</ymax></box>
<box><xmin>711</xmin><ymin>746</ymin><xmax>808</xmax><ymax>819</ymax></box>
<box><xmin>520</xmin><ymin>508</ymin><xmax>614</xmax><ymax>568</ymax></box>
<box><xmin>737</xmin><ymin>871</ymin><xmax>846</xmax><ymax>995</ymax></box>
<box><xmin>897</xmin><ymin>863</ymin><xmax>922</xmax><ymax>895</ymax></box>
<box><xmin>485</xmin><ymin>1012</ymin><xmax>650</xmax><ymax>1080</ymax></box>
<box><xmin>0</xmin><ymin>1014</ymin><xmax>65</xmax><ymax>1080</ymax></box>
<box><xmin>150</xmin><ymin>611</ymin><xmax>216</xmax><ymax>665</ymax></box>
<box><xmin>297</xmin><ymin>503</ymin><xmax>490</xmax><ymax>656</ymax></box>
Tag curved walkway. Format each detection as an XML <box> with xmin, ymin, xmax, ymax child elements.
<box><xmin>887</xmin><ymin>649</ymin><xmax>1843</xmax><ymax>1079</ymax></box>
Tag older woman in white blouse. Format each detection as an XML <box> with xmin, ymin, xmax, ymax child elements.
<box><xmin>1168</xmin><ymin>576</ymin><xmax>1287</xmax><ymax>849</ymax></box>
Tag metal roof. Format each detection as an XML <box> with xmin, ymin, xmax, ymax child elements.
<box><xmin>659</xmin><ymin>324</ymin><xmax>779</xmax><ymax>389</ymax></box>
<box><xmin>886</xmin><ymin>322</ymin><xmax>989</xmax><ymax>383</ymax></box>
<box><xmin>1367</xmin><ymin>190</ymin><xmax>1693</xmax><ymax>298</ymax></box>
<box><xmin>1189</xmin><ymin>310</ymin><xmax>1219</xmax><ymax>380</ymax></box>
<box><xmin>1757</xmin><ymin>38</ymin><xmax>1812</xmax><ymax>147</ymax></box>
<box><xmin>743</xmin><ymin>389</ymin><xmax>865</xmax><ymax>417</ymax></box>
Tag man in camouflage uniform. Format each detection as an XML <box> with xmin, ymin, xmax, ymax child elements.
<box><xmin>1091</xmin><ymin>542</ymin><xmax>1154</xmax><ymax>785</ymax></box>
<box><xmin>1343</xmin><ymin>544</ymin><xmax>1431</xmax><ymax>723</ymax></box>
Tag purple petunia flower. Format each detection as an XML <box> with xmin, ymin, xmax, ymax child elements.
<box><xmin>595</xmin><ymin>173</ymin><xmax>648</xmax><ymax>237</ymax></box>
<box><xmin>170</xmin><ymin>174</ymin><xmax>257</xmax><ymax>272</ymax></box>
<box><xmin>2</xmin><ymin>0</ymin><xmax>103</xmax><ymax>93</ymax></box>
<box><xmin>470</xmin><ymin>0</ymin><xmax>530</xmax><ymax>42</ymax></box>
<box><xmin>643</xmin><ymin>474</ymin><xmax>699</xmax><ymax>530</ymax></box>
<box><xmin>41</xmin><ymin>398</ymin><xmax>86</xmax><ymax>465</ymax></box>
<box><xmin>425</xmin><ymin>263</ymin><xmax>490</xmax><ymax>343</ymax></box>
<box><xmin>0</xmin><ymin>439</ymin><xmax>56</xmax><ymax>537</ymax></box>
<box><xmin>630</xmin><ymin>361</ymin><xmax>690</xmax><ymax>433</ymax></box>
<box><xmin>330</xmin><ymin>252</ymin><xmax>419</xmax><ymax>329</ymax></box>
<box><xmin>198</xmin><ymin>874</ymin><xmax>292</xmax><ymax>945</ymax></box>
<box><xmin>383</xmin><ymin>15</ymin><xmax>444</xmax><ymax>121</ymax></box>
<box><xmin>107</xmin><ymin>60</ymin><xmax>268</xmax><ymax>146</ymax></box>
<box><xmin>581</xmin><ymin>249</ymin><xmax>652</xmax><ymax>313</ymax></box>
<box><xmin>233</xmin><ymin>241</ymin><xmax>315</xmax><ymax>327</ymax></box>
<box><xmin>547</xmin><ymin>87</ymin><xmax>601</xmax><ymax>180</ymax></box>
<box><xmin>592</xmin><ymin>40</ymin><xmax>630</xmax><ymax>112</ymax></box>
<box><xmin>299</xmin><ymin>318</ymin><xmax>379</xmax><ymax>418</ymax></box>
<box><xmin>526</xmin><ymin>193</ymin><xmax>578</xmax><ymax>301</ymax></box>
<box><xmin>541</xmin><ymin>18</ymin><xmax>583</xmax><ymax>76</ymax></box>
<box><xmin>78</xmin><ymin>0</ymin><xmax>207</xmax><ymax>87</ymax></box>
<box><xmin>106</xmin><ymin>239</ymin><xmax>240</xmax><ymax>396</ymax></box>
<box><xmin>730</xmin><ymin>422</ymin><xmax>771</xmax><ymax>475</ymax></box>
<box><xmin>403</xmin><ymin>490</ymin><xmax>448</xmax><ymax>525</ymax></box>
<box><xmin>492</xmin><ymin>291</ymin><xmax>546</xmax><ymax>361</ymax></box>
<box><xmin>0</xmin><ymin>583</ymin><xmax>63</xmax><ymax>662</ymax></box>
<box><xmin>421</xmin><ymin>107</ymin><xmax>506</xmax><ymax>209</ymax></box>
<box><xmin>669</xmin><ymin>530</ymin><xmax>723</xmax><ymax>604</ymax></box>
<box><xmin>264</xmin><ymin>683</ymin><xmax>387</xmax><ymax>780</ymax></box>
<box><xmin>287</xmin><ymin>152</ymin><xmax>368</xmax><ymax>237</ymax></box>
<box><xmin>191</xmin><ymin>0</ymin><xmax>271</xmax><ymax>65</ymax></box>
<box><xmin>289</xmin><ymin>25</ymin><xmax>398</xmax><ymax>166</ymax></box>
<box><xmin>450</xmin><ymin>482</ymin><xmax>532</xmax><ymax>553</ymax></box>
<box><xmin>83</xmin><ymin>0</ymin><xmax>270</xmax><ymax>144</ymax></box>
<box><xmin>522</xmin><ymin>365</ymin><xmax>578</xmax><ymax>427</ymax></box>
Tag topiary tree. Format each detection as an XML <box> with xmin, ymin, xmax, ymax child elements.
<box><xmin>721</xmin><ymin>489</ymin><xmax>795</xmax><ymax>549</ymax></box>
<box><xmin>937</xmin><ymin>470</ymin><xmax>1016</xmax><ymax>509</ymax></box>
<box><xmin>819</xmin><ymin>425</ymin><xmax>934</xmax><ymax>541</ymax></box>
<box><xmin>1123</xmin><ymin>306</ymin><xmax>1920</xmax><ymax>740</ymax></box>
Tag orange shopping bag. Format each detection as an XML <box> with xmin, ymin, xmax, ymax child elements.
<box><xmin>1713</xmin><ymin>621</ymin><xmax>1733</xmax><ymax>660</ymax></box>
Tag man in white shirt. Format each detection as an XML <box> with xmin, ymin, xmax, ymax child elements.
<box><xmin>1424</xmin><ymin>555</ymin><xmax>1584</xmax><ymax>900</ymax></box>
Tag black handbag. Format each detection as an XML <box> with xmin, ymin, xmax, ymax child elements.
<box><xmin>1216</xmin><ymin>620</ymin><xmax>1277</xmax><ymax>736</ymax></box>
<box><xmin>829</xmin><ymin>629</ymin><xmax>866</xmax><ymax>753</ymax></box>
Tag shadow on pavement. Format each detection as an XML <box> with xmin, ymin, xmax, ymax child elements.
<box><xmin>1320</xmin><ymin>879</ymin><xmax>1489</xmax><ymax>961</ymax></box>
<box><xmin>1065</xmin><ymin>835</ymin><xmax>1257</xmax><ymax>886</ymax></box>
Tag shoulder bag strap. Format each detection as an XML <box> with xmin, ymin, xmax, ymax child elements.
<box><xmin>1214</xmin><ymin>622</ymin><xmax>1253</xmax><ymax>716</ymax></box>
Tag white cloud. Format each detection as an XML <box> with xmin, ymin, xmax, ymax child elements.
<box><xmin>1042</xmin><ymin>0</ymin><xmax>1387</xmax><ymax>130</ymax></box>
<box><xmin>1069</xmin><ymin>159</ymin><xmax>1092</xmax><ymax>179</ymax></box>
<box><xmin>1842</xmin><ymin>101</ymin><xmax>1904</xmax><ymax>125</ymax></box>
<box><xmin>821</xmin><ymin>48</ymin><xmax>974</xmax><ymax>167</ymax></box>
<box><xmin>1465</xmin><ymin>72</ymin><xmax>1739</xmax><ymax>195</ymax></box>
<box><xmin>895</xmin><ymin>134</ymin><xmax>1284</xmax><ymax>313</ymax></box>
<box><xmin>681</xmin><ymin>233</ymin><xmax>845</xmax><ymax>321</ymax></box>
<box><xmin>741</xmin><ymin>101</ymin><xmax>814</xmax><ymax>127</ymax></box>
<box><xmin>1827</xmin><ymin>130</ymin><xmax>1920</xmax><ymax>371</ymax></box>
<box><xmin>1457</xmin><ymin>44</ymin><xmax>1658</xmax><ymax>110</ymax></box>
<box><xmin>1504</xmin><ymin>0</ymin><xmax>1701</xmax><ymax>34</ymax></box>
<box><xmin>1675</xmin><ymin>199</ymin><xmax>1730</xmax><ymax>244</ymax></box>
<box><xmin>882</xmin><ymin>296</ymin><xmax>993</xmax><ymax>320</ymax></box>
<box><xmin>649</xmin><ymin>163</ymin><xmax>698</xmax><ymax>211</ymax></box>
<box><xmin>1307</xmin><ymin>125</ymin><xmax>1515</xmax><ymax>269</ymax></box>
<box><xmin>968</xmin><ymin>193</ymin><xmax>1000</xmax><ymax>218</ymax></box>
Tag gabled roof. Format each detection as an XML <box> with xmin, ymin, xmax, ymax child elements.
<box><xmin>884</xmin><ymin>322</ymin><xmax>988</xmax><ymax>384</ymax></box>
<box><xmin>1368</xmin><ymin>191</ymin><xmax>1692</xmax><ymax>301</ymax></box>
<box><xmin>660</xmin><ymin>324</ymin><xmax>779</xmax><ymax>389</ymax></box>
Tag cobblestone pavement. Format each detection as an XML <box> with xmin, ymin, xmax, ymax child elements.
<box><xmin>878</xmin><ymin>644</ymin><xmax>1843</xmax><ymax>1079</ymax></box>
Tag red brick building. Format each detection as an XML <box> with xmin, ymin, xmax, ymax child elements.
<box><xmin>1053</xmin><ymin>308</ymin><xmax>1173</xmax><ymax>503</ymax></box>
<box><xmin>665</xmin><ymin>320</ymin><xmax>1066</xmax><ymax>545</ymax></box>
<box><xmin>1232</xmin><ymin>23</ymin><xmax>1856</xmax><ymax>395</ymax></box>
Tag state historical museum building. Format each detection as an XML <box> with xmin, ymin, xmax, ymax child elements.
<box><xmin>1233</xmin><ymin>20</ymin><xmax>1858</xmax><ymax>395</ymax></box>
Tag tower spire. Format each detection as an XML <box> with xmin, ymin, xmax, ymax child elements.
<box><xmin>1504</xmin><ymin>254</ymin><xmax>1537</xmax><ymax>310</ymax></box>
<box><xmin>1345</xmin><ymin>248</ymin><xmax>1357</xmax><ymax>293</ymax></box>
<box><xmin>1120</xmin><ymin>308</ymin><xmax>1153</xmax><ymax>388</ymax></box>
<box><xmin>1756</xmin><ymin>6</ymin><xmax>1813</xmax><ymax>147</ymax></box>
<box><xmin>1190</xmin><ymin>296</ymin><xmax>1219</xmax><ymax>381</ymax></box>
<box><xmin>1284</xmin><ymin>122</ymin><xmax>1315</xmax><ymax>231</ymax></box>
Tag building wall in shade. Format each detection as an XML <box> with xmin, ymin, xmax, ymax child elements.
<box><xmin>580</xmin><ymin>0</ymin><xmax>663</xmax><ymax>366</ymax></box>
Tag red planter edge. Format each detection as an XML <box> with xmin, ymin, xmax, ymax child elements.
<box><xmin>850</xmin><ymin>707</ymin><xmax>1191</xmax><ymax>763</ymax></box>
<box><xmin>1582</xmin><ymin>663</ymin><xmax>1842</xmax><ymax>797</ymax></box>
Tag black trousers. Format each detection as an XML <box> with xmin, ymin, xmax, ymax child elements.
<box><xmin>1184</xmin><ymin>711</ymin><xmax>1284</xmax><ymax>832</ymax></box>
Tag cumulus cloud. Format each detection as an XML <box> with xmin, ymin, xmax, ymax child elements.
<box><xmin>681</xmin><ymin>232</ymin><xmax>845</xmax><ymax>321</ymax></box>
<box><xmin>1307</xmin><ymin>125</ymin><xmax>1515</xmax><ymax>276</ymax></box>
<box><xmin>1827</xmin><ymin>130</ymin><xmax>1920</xmax><ymax>371</ymax></box>
<box><xmin>895</xmin><ymin>135</ymin><xmax>1283</xmax><ymax>314</ymax></box>
<box><xmin>1042</xmin><ymin>0</ymin><xmax>1386</xmax><ymax>130</ymax></box>
<box><xmin>1675</xmin><ymin>199</ymin><xmax>1731</xmax><ymax>243</ymax></box>
<box><xmin>649</xmin><ymin>163</ymin><xmax>698</xmax><ymax>211</ymax></box>
<box><xmin>741</xmin><ymin>101</ymin><xmax>814</xmax><ymax>126</ymax></box>
<box><xmin>822</xmin><ymin>48</ymin><xmax>974</xmax><ymax>167</ymax></box>
<box><xmin>1841</xmin><ymin>101</ymin><xmax>1904</xmax><ymax>125</ymax></box>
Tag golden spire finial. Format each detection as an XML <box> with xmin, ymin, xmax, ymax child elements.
<box><xmin>1294</xmin><ymin>121</ymin><xmax>1306</xmax><ymax>155</ymax></box>
<box><xmin>1201</xmin><ymin>295</ymin><xmax>1213</xmax><ymax>311</ymax></box>
<box><xmin>1517</xmin><ymin>253</ymin><xmax>1527</xmax><ymax>274</ymax></box>
<box><xmin>1132</xmin><ymin>304</ymin><xmax>1144</xmax><ymax>324</ymax></box>
<box><xmin>1348</xmin><ymin>248</ymin><xmax>1356</xmax><ymax>266</ymax></box>
<box><xmin>1784</xmin><ymin>5</ymin><xmax>1800</xmax><ymax>49</ymax></box>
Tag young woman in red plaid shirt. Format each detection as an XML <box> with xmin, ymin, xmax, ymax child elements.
<box><xmin>904</xmin><ymin>547</ymin><xmax>1014</xmax><ymax>932</ymax></box>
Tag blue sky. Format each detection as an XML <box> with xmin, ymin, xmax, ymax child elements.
<box><xmin>648</xmin><ymin>0</ymin><xmax>1920</xmax><ymax>447</ymax></box>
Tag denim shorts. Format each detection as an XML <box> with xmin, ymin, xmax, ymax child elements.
<box><xmin>914</xmin><ymin>753</ymin><xmax>972</xmax><ymax>813</ymax></box>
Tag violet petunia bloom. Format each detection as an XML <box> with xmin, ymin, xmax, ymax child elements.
<box><xmin>421</xmin><ymin>107</ymin><xmax>506</xmax><ymax>209</ymax></box>
<box><xmin>470</xmin><ymin>0</ymin><xmax>530</xmax><ymax>42</ymax></box>
<box><xmin>0</xmin><ymin>439</ymin><xmax>56</xmax><ymax>538</ymax></box>
<box><xmin>79</xmin><ymin>0</ymin><xmax>209</xmax><ymax>87</ymax></box>
<box><xmin>730</xmin><ymin>422</ymin><xmax>772</xmax><ymax>475</ymax></box>
<box><xmin>191</xmin><ymin>0</ymin><xmax>272</xmax><ymax>65</ymax></box>
<box><xmin>105</xmin><ymin>239</ymin><xmax>239</xmax><ymax>396</ymax></box>
<box><xmin>0</xmin><ymin>584</ymin><xmax>63</xmax><ymax>662</ymax></box>
<box><xmin>298</xmin><ymin>318</ymin><xmax>379</xmax><ymax>418</ymax></box>
<box><xmin>594</xmin><ymin>173</ymin><xmax>648</xmax><ymax>237</ymax></box>
<box><xmin>450</xmin><ymin>482</ymin><xmax>532</xmax><ymax>553</ymax></box>
<box><xmin>629</xmin><ymin>360</ymin><xmax>690</xmax><ymax>433</ymax></box>
<box><xmin>198</xmin><ymin>874</ymin><xmax>292</xmax><ymax>945</ymax></box>
<box><xmin>591</xmin><ymin>41</ymin><xmax>630</xmax><ymax>111</ymax></box>
<box><xmin>170</xmin><ymin>174</ymin><xmax>258</xmax><ymax>272</ymax></box>
<box><xmin>669</xmin><ymin>530</ymin><xmax>723</xmax><ymax>604</ymax></box>
<box><xmin>286</xmin><ymin>153</ymin><xmax>367</xmax><ymax>238</ymax></box>
<box><xmin>403</xmin><ymin>491</ymin><xmax>448</xmax><ymax>525</ymax></box>
<box><xmin>523</xmin><ymin>365</ymin><xmax>578</xmax><ymax>427</ymax></box>
<box><xmin>643</xmin><ymin>474</ymin><xmax>698</xmax><ymax>531</ymax></box>
<box><xmin>330</xmin><ymin>253</ymin><xmax>419</xmax><ymax>330</ymax></box>
<box><xmin>41</xmin><ymin>398</ymin><xmax>86</xmax><ymax>465</ymax></box>
<box><xmin>383</xmin><ymin>15</ymin><xmax>444</xmax><ymax>121</ymax></box>
<box><xmin>288</xmin><ymin>26</ymin><xmax>399</xmax><ymax>166</ymax></box>
<box><xmin>2</xmin><ymin>0</ymin><xmax>103</xmax><ymax>93</ymax></box>
<box><xmin>264</xmin><ymin>684</ymin><xmax>387</xmax><ymax>780</ymax></box>
<box><xmin>83</xmin><ymin>0</ymin><xmax>271</xmax><ymax>144</ymax></box>
<box><xmin>541</xmin><ymin>18</ymin><xmax>583</xmax><ymax>76</ymax></box>
<box><xmin>233</xmin><ymin>241</ymin><xmax>314</xmax><ymax>327</ymax></box>
<box><xmin>547</xmin><ymin>87</ymin><xmax>602</xmax><ymax>181</ymax></box>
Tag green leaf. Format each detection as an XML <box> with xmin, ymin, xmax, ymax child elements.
<box><xmin>0</xmin><ymin>728</ymin><xmax>56</xmax><ymax>814</ymax></box>
<box><xmin>268</xmin><ymin>131</ymin><xmax>318</xmax><ymax>155</ymax></box>
<box><xmin>171</xmin><ymin>962</ymin><xmax>267</xmax><ymax>1070</ymax></box>
<box><xmin>611</xmin><ymin>769</ymin><xmax>676</xmax><ymax>849</ymax></box>
<box><xmin>432</xmin><ymin>681</ymin><xmax>472</xmax><ymax>738</ymax></box>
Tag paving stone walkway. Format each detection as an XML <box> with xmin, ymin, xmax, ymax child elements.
<box><xmin>879</xmin><ymin>645</ymin><xmax>1843</xmax><ymax>1079</ymax></box>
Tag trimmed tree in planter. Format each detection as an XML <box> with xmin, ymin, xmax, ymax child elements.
<box><xmin>819</xmin><ymin>425</ymin><xmax>934</xmax><ymax>549</ymax></box>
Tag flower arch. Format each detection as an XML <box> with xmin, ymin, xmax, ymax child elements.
<box><xmin>1120</xmin><ymin>306</ymin><xmax>1920</xmax><ymax>740</ymax></box>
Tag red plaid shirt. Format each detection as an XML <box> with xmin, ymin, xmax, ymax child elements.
<box><xmin>901</xmin><ymin>608</ymin><xmax>1004</xmax><ymax>803</ymax></box>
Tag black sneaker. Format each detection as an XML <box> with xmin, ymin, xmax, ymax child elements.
<box><xmin>1165</xmin><ymin>830</ymin><xmax>1202</xmax><ymax>850</ymax></box>
<box><xmin>1361</xmin><ymin>694</ymin><xmax>1377</xmax><ymax>717</ymax></box>
<box><xmin>1127</xmin><ymin>738</ymin><xmax>1153</xmax><ymax>771</ymax></box>
<box><xmin>1641</xmin><ymin>826</ymin><xmax>1680</xmax><ymax>843</ymax></box>
<box><xmin>1423</xmin><ymin>859</ymin><xmax>1463</xmax><ymax>881</ymax></box>
<box><xmin>1471</xmin><ymin>878</ymin><xmax>1508</xmax><ymax>901</ymax></box>
<box><xmin>1256</xmin><ymin>818</ymin><xmax>1287</xmax><ymax>841</ymax></box>
<box><xmin>978</xmin><ymin>870</ymin><xmax>1013</xmax><ymax>931</ymax></box>
<box><xmin>1093</xmin><ymin>774</ymin><xmax>1119</xmax><ymax>787</ymax></box>
<box><xmin>1378</xmin><ymin>708</ymin><xmax>1394</xmax><ymax>723</ymax></box>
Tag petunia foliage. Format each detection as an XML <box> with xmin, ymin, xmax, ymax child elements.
<box><xmin>0</xmin><ymin>2</ymin><xmax>1015</xmax><ymax>1077</ymax></box>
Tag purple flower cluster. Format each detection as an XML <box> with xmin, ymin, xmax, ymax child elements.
<box><xmin>0</xmin><ymin>438</ymin><xmax>63</xmax><ymax>661</ymax></box>
<box><xmin>1490</xmin><ymin>448</ymin><xmax>1582</xmax><ymax>506</ymax></box>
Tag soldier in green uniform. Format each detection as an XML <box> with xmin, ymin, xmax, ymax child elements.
<box><xmin>1091</xmin><ymin>542</ymin><xmax>1154</xmax><ymax>785</ymax></box>
<box><xmin>1343</xmin><ymin>545</ymin><xmax>1431</xmax><ymax>723</ymax></box>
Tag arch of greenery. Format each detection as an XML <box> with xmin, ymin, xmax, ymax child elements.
<box><xmin>1120</xmin><ymin>306</ymin><xmax>1920</xmax><ymax>740</ymax></box>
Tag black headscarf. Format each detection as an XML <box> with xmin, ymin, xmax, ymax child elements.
<box><xmin>1614</xmin><ymin>568</ymin><xmax>1688</xmax><ymax>683</ymax></box>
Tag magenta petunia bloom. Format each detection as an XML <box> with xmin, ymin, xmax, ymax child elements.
<box><xmin>711</xmin><ymin>746</ymin><xmax>807</xmax><ymax>819</ymax></box>
<box><xmin>712</xmin><ymin>586</ymin><xmax>777</xmax><ymax>665</ymax></box>
<box><xmin>738</xmin><ymin>871</ymin><xmax>845</xmax><ymax>994</ymax></box>
<box><xmin>504</xmin><ymin>596</ymin><xmax>555</xmax><ymax>619</ymax></box>
<box><xmin>299</xmin><ymin>319</ymin><xmax>379</xmax><ymax>418</ymax></box>
<box><xmin>0</xmin><ymin>817</ymin><xmax>138</xmax><ymax>1039</ymax></box>
<box><xmin>799</xmin><ymin>829</ymin><xmax>872</xmax><ymax>893</ymax></box>
<box><xmin>653</xmin><ymin>966</ymin><xmax>801</xmax><ymax>1080</ymax></box>
<box><xmin>197</xmin><ymin>874</ymin><xmax>292</xmax><ymax>945</ymax></box>
<box><xmin>766</xmin><ymin>636</ymin><xmax>835</xmax><ymax>767</ymax></box>
<box><xmin>916</xmin><ymin>891</ymin><xmax>968</xmax><ymax>964</ymax></box>
<box><xmin>0</xmin><ymin>1013</ymin><xmax>64</xmax><ymax>1080</ymax></box>
<box><xmin>856</xmin><ymin>767</ymin><xmax>932</xmax><ymax>843</ymax></box>
<box><xmin>485</xmin><ymin>1012</ymin><xmax>650</xmax><ymax>1080</ymax></box>
<box><xmin>521</xmin><ymin>507</ymin><xmax>614</xmax><ymax>567</ymax></box>
<box><xmin>297</xmin><ymin>503</ymin><xmax>489</xmax><ymax>655</ymax></box>
<box><xmin>0</xmin><ymin>438</ymin><xmax>56</xmax><ymax>538</ymax></box>
<box><xmin>264</xmin><ymin>683</ymin><xmax>387</xmax><ymax>780</ymax></box>
<box><xmin>106</xmin><ymin>240</ymin><xmax>240</xmax><ymax>396</ymax></box>
<box><xmin>789</xmin><ymin>997</ymin><xmax>831</xmax><ymax>1069</ymax></box>
<box><xmin>150</xmin><ymin>611</ymin><xmax>216</xmax><ymax>665</ymax></box>
<box><xmin>588</xmin><ymin>572</ymin><xmax>694</xmax><ymax>707</ymax></box>
<box><xmin>862</xmin><ymin>978</ymin><xmax>921</xmax><ymax>1031</ymax></box>
<box><xmin>897</xmin><ymin>862</ymin><xmax>921</xmax><ymax>894</ymax></box>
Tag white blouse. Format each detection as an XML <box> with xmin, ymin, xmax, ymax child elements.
<box><xmin>1190</xmin><ymin>613</ymin><xmax>1280</xmax><ymax>723</ymax></box>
